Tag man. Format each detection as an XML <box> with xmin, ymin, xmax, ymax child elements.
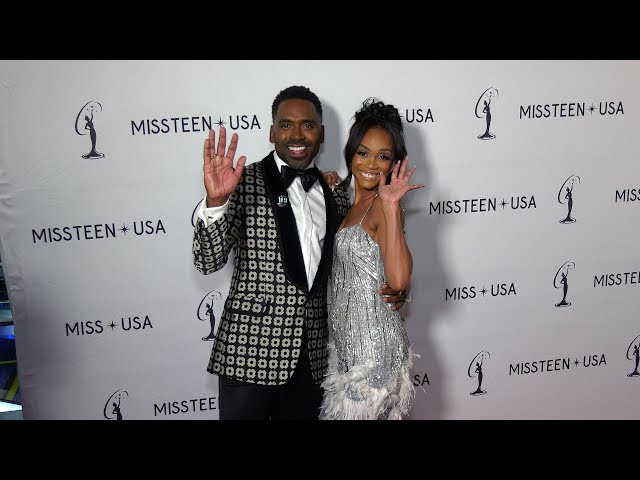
<box><xmin>193</xmin><ymin>86</ymin><xmax>406</xmax><ymax>420</ymax></box>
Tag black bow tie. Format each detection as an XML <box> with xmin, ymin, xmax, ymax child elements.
<box><xmin>281</xmin><ymin>165</ymin><xmax>319</xmax><ymax>192</ymax></box>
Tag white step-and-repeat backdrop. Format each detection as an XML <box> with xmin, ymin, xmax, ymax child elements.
<box><xmin>1</xmin><ymin>60</ymin><xmax>638</xmax><ymax>419</ymax></box>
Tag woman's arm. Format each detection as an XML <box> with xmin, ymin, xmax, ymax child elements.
<box><xmin>376</xmin><ymin>199</ymin><xmax>412</xmax><ymax>292</ymax></box>
<box><xmin>374</xmin><ymin>158</ymin><xmax>423</xmax><ymax>292</ymax></box>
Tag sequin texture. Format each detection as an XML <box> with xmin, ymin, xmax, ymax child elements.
<box><xmin>320</xmin><ymin>221</ymin><xmax>415</xmax><ymax>420</ymax></box>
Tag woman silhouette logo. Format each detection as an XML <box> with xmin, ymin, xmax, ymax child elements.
<box><xmin>468</xmin><ymin>351</ymin><xmax>490</xmax><ymax>395</ymax></box>
<box><xmin>103</xmin><ymin>390</ymin><xmax>128</xmax><ymax>420</ymax></box>
<box><xmin>475</xmin><ymin>88</ymin><xmax>498</xmax><ymax>140</ymax></box>
<box><xmin>198</xmin><ymin>290</ymin><xmax>222</xmax><ymax>341</ymax></box>
<box><xmin>75</xmin><ymin>101</ymin><xmax>105</xmax><ymax>159</ymax></box>
<box><xmin>626</xmin><ymin>336</ymin><xmax>640</xmax><ymax>377</ymax></box>
<box><xmin>558</xmin><ymin>175</ymin><xmax>580</xmax><ymax>224</ymax></box>
<box><xmin>554</xmin><ymin>261</ymin><xmax>575</xmax><ymax>307</ymax></box>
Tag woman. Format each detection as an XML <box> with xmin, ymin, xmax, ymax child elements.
<box><xmin>321</xmin><ymin>98</ymin><xmax>423</xmax><ymax>420</ymax></box>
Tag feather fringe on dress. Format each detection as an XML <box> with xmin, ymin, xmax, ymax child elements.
<box><xmin>320</xmin><ymin>342</ymin><xmax>418</xmax><ymax>420</ymax></box>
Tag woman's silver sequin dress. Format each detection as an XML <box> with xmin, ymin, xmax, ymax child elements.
<box><xmin>321</xmin><ymin>198</ymin><xmax>415</xmax><ymax>420</ymax></box>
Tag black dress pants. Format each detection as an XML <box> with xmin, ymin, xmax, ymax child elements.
<box><xmin>218</xmin><ymin>341</ymin><xmax>323</xmax><ymax>420</ymax></box>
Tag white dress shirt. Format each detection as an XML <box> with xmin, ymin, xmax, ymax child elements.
<box><xmin>198</xmin><ymin>151</ymin><xmax>327</xmax><ymax>289</ymax></box>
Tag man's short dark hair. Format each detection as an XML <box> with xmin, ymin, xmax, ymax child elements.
<box><xmin>272</xmin><ymin>85</ymin><xmax>323</xmax><ymax>121</ymax></box>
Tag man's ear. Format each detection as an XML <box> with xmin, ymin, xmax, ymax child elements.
<box><xmin>320</xmin><ymin>125</ymin><xmax>325</xmax><ymax>144</ymax></box>
<box><xmin>269</xmin><ymin>125</ymin><xmax>275</xmax><ymax>144</ymax></box>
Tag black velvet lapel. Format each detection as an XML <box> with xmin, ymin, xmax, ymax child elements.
<box><xmin>261</xmin><ymin>152</ymin><xmax>309</xmax><ymax>292</ymax></box>
<box><xmin>310</xmin><ymin>172</ymin><xmax>338</xmax><ymax>295</ymax></box>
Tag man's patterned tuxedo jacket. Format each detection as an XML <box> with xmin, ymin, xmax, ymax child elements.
<box><xmin>193</xmin><ymin>152</ymin><xmax>350</xmax><ymax>385</ymax></box>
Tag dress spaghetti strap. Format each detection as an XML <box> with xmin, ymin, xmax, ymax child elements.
<box><xmin>359</xmin><ymin>193</ymin><xmax>379</xmax><ymax>225</ymax></box>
